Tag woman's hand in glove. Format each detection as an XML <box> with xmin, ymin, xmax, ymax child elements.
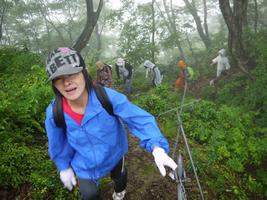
<box><xmin>60</xmin><ymin>168</ymin><xmax>77</xmax><ymax>191</ymax></box>
<box><xmin>152</xmin><ymin>147</ymin><xmax>177</xmax><ymax>176</ymax></box>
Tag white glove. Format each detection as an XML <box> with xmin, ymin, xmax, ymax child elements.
<box><xmin>152</xmin><ymin>147</ymin><xmax>177</xmax><ymax>176</ymax></box>
<box><xmin>59</xmin><ymin>168</ymin><xmax>77</xmax><ymax>191</ymax></box>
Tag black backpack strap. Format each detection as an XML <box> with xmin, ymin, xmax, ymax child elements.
<box><xmin>94</xmin><ymin>84</ymin><xmax>114</xmax><ymax>116</ymax></box>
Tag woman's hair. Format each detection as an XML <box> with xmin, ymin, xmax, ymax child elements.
<box><xmin>51</xmin><ymin>52</ymin><xmax>93</xmax><ymax>129</ymax></box>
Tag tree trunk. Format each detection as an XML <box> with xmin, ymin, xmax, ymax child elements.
<box><xmin>73</xmin><ymin>0</ymin><xmax>103</xmax><ymax>52</ymax></box>
<box><xmin>38</xmin><ymin>4</ymin><xmax>67</xmax><ymax>46</ymax></box>
<box><xmin>4</xmin><ymin>25</ymin><xmax>11</xmax><ymax>45</ymax></box>
<box><xmin>66</xmin><ymin>1</ymin><xmax>75</xmax><ymax>43</ymax></box>
<box><xmin>0</xmin><ymin>14</ymin><xmax>4</xmax><ymax>41</ymax></box>
<box><xmin>95</xmin><ymin>23</ymin><xmax>101</xmax><ymax>60</ymax></box>
<box><xmin>219</xmin><ymin>0</ymin><xmax>254</xmax><ymax>80</ymax></box>
<box><xmin>0</xmin><ymin>1</ymin><xmax>9</xmax><ymax>41</ymax></box>
<box><xmin>185</xmin><ymin>33</ymin><xmax>197</xmax><ymax>64</ymax></box>
<box><xmin>44</xmin><ymin>18</ymin><xmax>51</xmax><ymax>51</ymax></box>
<box><xmin>161</xmin><ymin>0</ymin><xmax>185</xmax><ymax>59</ymax></box>
<box><xmin>151</xmin><ymin>0</ymin><xmax>155</xmax><ymax>63</ymax></box>
<box><xmin>183</xmin><ymin>0</ymin><xmax>211</xmax><ymax>49</ymax></box>
<box><xmin>203</xmin><ymin>0</ymin><xmax>209</xmax><ymax>38</ymax></box>
<box><xmin>0</xmin><ymin>7</ymin><xmax>4</xmax><ymax>41</ymax></box>
<box><xmin>253</xmin><ymin>0</ymin><xmax>258</xmax><ymax>33</ymax></box>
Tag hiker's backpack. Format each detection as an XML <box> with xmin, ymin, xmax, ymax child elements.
<box><xmin>52</xmin><ymin>84</ymin><xmax>114</xmax><ymax>130</ymax></box>
<box><xmin>185</xmin><ymin>66</ymin><xmax>194</xmax><ymax>81</ymax></box>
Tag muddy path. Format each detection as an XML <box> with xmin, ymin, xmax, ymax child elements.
<box><xmin>101</xmin><ymin>133</ymin><xmax>203</xmax><ymax>200</ymax></box>
<box><xmin>101</xmin><ymin>133</ymin><xmax>177</xmax><ymax>200</ymax></box>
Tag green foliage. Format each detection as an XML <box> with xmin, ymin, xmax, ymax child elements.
<box><xmin>0</xmin><ymin>141</ymin><xmax>80</xmax><ymax>199</ymax></box>
<box><xmin>191</xmin><ymin>30</ymin><xmax>267</xmax><ymax>199</ymax></box>
<box><xmin>181</xmin><ymin>100</ymin><xmax>266</xmax><ymax>199</ymax></box>
<box><xmin>0</xmin><ymin>47</ymin><xmax>43</xmax><ymax>74</ymax></box>
<box><xmin>133</xmin><ymin>84</ymin><xmax>180</xmax><ymax>116</ymax></box>
<box><xmin>0</xmin><ymin>48</ymin><xmax>53</xmax><ymax>145</ymax></box>
<box><xmin>116</xmin><ymin>2</ymin><xmax>161</xmax><ymax>66</ymax></box>
<box><xmin>0</xmin><ymin>47</ymin><xmax>20</xmax><ymax>72</ymax></box>
<box><xmin>159</xmin><ymin>119</ymin><xmax>177</xmax><ymax>138</ymax></box>
<box><xmin>211</xmin><ymin>31</ymin><xmax>267</xmax><ymax>128</ymax></box>
<box><xmin>0</xmin><ymin>142</ymin><xmax>48</xmax><ymax>187</ymax></box>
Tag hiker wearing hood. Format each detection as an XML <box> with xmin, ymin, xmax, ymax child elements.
<box><xmin>45</xmin><ymin>47</ymin><xmax>177</xmax><ymax>200</ymax></box>
<box><xmin>175</xmin><ymin>60</ymin><xmax>187</xmax><ymax>90</ymax></box>
<box><xmin>115</xmin><ymin>58</ymin><xmax>133</xmax><ymax>95</ymax></box>
<box><xmin>143</xmin><ymin>60</ymin><xmax>163</xmax><ymax>87</ymax></box>
<box><xmin>211</xmin><ymin>49</ymin><xmax>231</xmax><ymax>78</ymax></box>
<box><xmin>209</xmin><ymin>49</ymin><xmax>231</xmax><ymax>85</ymax></box>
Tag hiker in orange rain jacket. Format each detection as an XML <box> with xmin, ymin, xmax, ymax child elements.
<box><xmin>175</xmin><ymin>60</ymin><xmax>186</xmax><ymax>90</ymax></box>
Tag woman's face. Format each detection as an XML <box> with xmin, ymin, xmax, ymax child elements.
<box><xmin>53</xmin><ymin>72</ymin><xmax>87</xmax><ymax>101</ymax></box>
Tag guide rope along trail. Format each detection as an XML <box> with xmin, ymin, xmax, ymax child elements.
<box><xmin>156</xmin><ymin>79</ymin><xmax>205</xmax><ymax>200</ymax></box>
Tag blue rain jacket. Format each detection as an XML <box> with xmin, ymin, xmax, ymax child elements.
<box><xmin>45</xmin><ymin>88</ymin><xmax>169</xmax><ymax>180</ymax></box>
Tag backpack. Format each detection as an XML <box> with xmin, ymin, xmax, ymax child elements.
<box><xmin>52</xmin><ymin>84</ymin><xmax>114</xmax><ymax>130</ymax></box>
<box><xmin>185</xmin><ymin>66</ymin><xmax>194</xmax><ymax>81</ymax></box>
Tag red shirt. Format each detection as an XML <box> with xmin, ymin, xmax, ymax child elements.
<box><xmin>62</xmin><ymin>97</ymin><xmax>84</xmax><ymax>125</ymax></box>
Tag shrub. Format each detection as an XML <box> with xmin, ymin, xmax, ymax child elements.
<box><xmin>181</xmin><ymin>100</ymin><xmax>267</xmax><ymax>199</ymax></box>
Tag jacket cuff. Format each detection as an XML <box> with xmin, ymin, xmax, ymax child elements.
<box><xmin>140</xmin><ymin>137</ymin><xmax>169</xmax><ymax>153</ymax></box>
<box><xmin>55</xmin><ymin>159</ymin><xmax>70</xmax><ymax>171</ymax></box>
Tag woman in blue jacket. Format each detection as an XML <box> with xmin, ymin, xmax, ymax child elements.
<box><xmin>45</xmin><ymin>47</ymin><xmax>177</xmax><ymax>200</ymax></box>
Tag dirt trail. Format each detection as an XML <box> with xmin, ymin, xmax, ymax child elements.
<box><xmin>102</xmin><ymin>133</ymin><xmax>203</xmax><ymax>200</ymax></box>
<box><xmin>101</xmin><ymin>133</ymin><xmax>177</xmax><ymax>199</ymax></box>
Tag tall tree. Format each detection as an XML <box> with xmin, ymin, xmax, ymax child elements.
<box><xmin>253</xmin><ymin>0</ymin><xmax>258</xmax><ymax>32</ymax></box>
<box><xmin>160</xmin><ymin>0</ymin><xmax>185</xmax><ymax>59</ymax></box>
<box><xmin>114</xmin><ymin>1</ymin><xmax>160</xmax><ymax>66</ymax></box>
<box><xmin>94</xmin><ymin>23</ymin><xmax>103</xmax><ymax>60</ymax></box>
<box><xmin>73</xmin><ymin>0</ymin><xmax>103</xmax><ymax>52</ymax></box>
<box><xmin>202</xmin><ymin>0</ymin><xmax>209</xmax><ymax>38</ymax></box>
<box><xmin>151</xmin><ymin>0</ymin><xmax>156</xmax><ymax>63</ymax></box>
<box><xmin>92</xmin><ymin>1</ymin><xmax>114</xmax><ymax>61</ymax></box>
<box><xmin>219</xmin><ymin>0</ymin><xmax>253</xmax><ymax>79</ymax></box>
<box><xmin>0</xmin><ymin>0</ymin><xmax>14</xmax><ymax>42</ymax></box>
<box><xmin>183</xmin><ymin>0</ymin><xmax>211</xmax><ymax>49</ymax></box>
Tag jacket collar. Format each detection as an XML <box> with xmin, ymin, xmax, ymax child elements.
<box><xmin>81</xmin><ymin>89</ymin><xmax>103</xmax><ymax>125</ymax></box>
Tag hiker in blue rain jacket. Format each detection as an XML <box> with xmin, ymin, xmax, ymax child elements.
<box><xmin>45</xmin><ymin>47</ymin><xmax>177</xmax><ymax>200</ymax></box>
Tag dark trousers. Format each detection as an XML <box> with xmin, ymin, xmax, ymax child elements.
<box><xmin>78</xmin><ymin>158</ymin><xmax>127</xmax><ymax>200</ymax></box>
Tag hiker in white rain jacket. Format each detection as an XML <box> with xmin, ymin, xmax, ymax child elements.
<box><xmin>143</xmin><ymin>60</ymin><xmax>163</xmax><ymax>87</ymax></box>
<box><xmin>45</xmin><ymin>47</ymin><xmax>177</xmax><ymax>200</ymax></box>
<box><xmin>210</xmin><ymin>49</ymin><xmax>231</xmax><ymax>85</ymax></box>
<box><xmin>211</xmin><ymin>49</ymin><xmax>231</xmax><ymax>77</ymax></box>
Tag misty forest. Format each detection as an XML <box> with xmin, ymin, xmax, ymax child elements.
<box><xmin>0</xmin><ymin>0</ymin><xmax>266</xmax><ymax>199</ymax></box>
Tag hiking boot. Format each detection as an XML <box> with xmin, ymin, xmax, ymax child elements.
<box><xmin>112</xmin><ymin>190</ymin><xmax>126</xmax><ymax>200</ymax></box>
